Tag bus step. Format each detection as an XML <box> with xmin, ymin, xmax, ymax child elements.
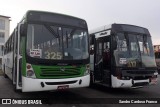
<box><xmin>97</xmin><ymin>82</ymin><xmax>110</xmax><ymax>87</ymax></box>
<box><xmin>18</xmin><ymin>82</ymin><xmax>22</xmax><ymax>87</ymax></box>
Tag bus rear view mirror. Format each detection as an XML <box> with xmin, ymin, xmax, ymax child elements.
<box><xmin>90</xmin><ymin>34</ymin><xmax>95</xmax><ymax>45</ymax></box>
<box><xmin>20</xmin><ymin>24</ymin><xmax>26</xmax><ymax>37</ymax></box>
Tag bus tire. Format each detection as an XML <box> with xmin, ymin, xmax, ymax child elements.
<box><xmin>14</xmin><ymin>85</ymin><xmax>21</xmax><ymax>93</ymax></box>
<box><xmin>3</xmin><ymin>65</ymin><xmax>8</xmax><ymax>78</ymax></box>
<box><xmin>4</xmin><ymin>72</ymin><xmax>8</xmax><ymax>78</ymax></box>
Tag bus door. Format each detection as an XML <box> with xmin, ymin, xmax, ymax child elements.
<box><xmin>13</xmin><ymin>25</ymin><xmax>22</xmax><ymax>90</ymax></box>
<box><xmin>102</xmin><ymin>36</ymin><xmax>111</xmax><ymax>85</ymax></box>
<box><xmin>94</xmin><ymin>36</ymin><xmax>111</xmax><ymax>85</ymax></box>
<box><xmin>12</xmin><ymin>29</ymin><xmax>17</xmax><ymax>85</ymax></box>
<box><xmin>94</xmin><ymin>38</ymin><xmax>103</xmax><ymax>81</ymax></box>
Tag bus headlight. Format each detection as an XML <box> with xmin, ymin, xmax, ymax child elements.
<box><xmin>27</xmin><ymin>70</ymin><xmax>34</xmax><ymax>77</ymax></box>
<box><xmin>84</xmin><ymin>64</ymin><xmax>90</xmax><ymax>75</ymax></box>
<box><xmin>26</xmin><ymin>63</ymin><xmax>36</xmax><ymax>78</ymax></box>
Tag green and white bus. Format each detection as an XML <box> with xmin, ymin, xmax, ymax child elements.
<box><xmin>3</xmin><ymin>10</ymin><xmax>90</xmax><ymax>92</ymax></box>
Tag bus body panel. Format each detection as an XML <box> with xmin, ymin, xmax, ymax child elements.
<box><xmin>111</xmin><ymin>75</ymin><xmax>157</xmax><ymax>88</ymax></box>
<box><xmin>3</xmin><ymin>48</ymin><xmax>14</xmax><ymax>80</ymax></box>
<box><xmin>90</xmin><ymin>54</ymin><xmax>94</xmax><ymax>71</ymax></box>
<box><xmin>155</xmin><ymin>59</ymin><xmax>160</xmax><ymax>73</ymax></box>
<box><xmin>154</xmin><ymin>45</ymin><xmax>160</xmax><ymax>73</ymax></box>
<box><xmin>111</xmin><ymin>75</ymin><xmax>132</xmax><ymax>88</ymax></box>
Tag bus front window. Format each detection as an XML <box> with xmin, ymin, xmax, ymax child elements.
<box><xmin>114</xmin><ymin>33</ymin><xmax>156</xmax><ymax>67</ymax></box>
<box><xmin>63</xmin><ymin>29</ymin><xmax>88</xmax><ymax>59</ymax></box>
<box><xmin>155</xmin><ymin>52</ymin><xmax>160</xmax><ymax>59</ymax></box>
<box><xmin>26</xmin><ymin>24</ymin><xmax>89</xmax><ymax>60</ymax></box>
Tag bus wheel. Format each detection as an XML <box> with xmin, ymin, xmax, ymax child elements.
<box><xmin>3</xmin><ymin>65</ymin><xmax>8</xmax><ymax>78</ymax></box>
<box><xmin>13</xmin><ymin>85</ymin><xmax>21</xmax><ymax>93</ymax></box>
<box><xmin>4</xmin><ymin>74</ymin><xmax>8</xmax><ymax>78</ymax></box>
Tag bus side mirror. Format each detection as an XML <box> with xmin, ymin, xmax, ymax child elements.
<box><xmin>20</xmin><ymin>24</ymin><xmax>26</xmax><ymax>37</ymax></box>
<box><xmin>90</xmin><ymin>34</ymin><xmax>95</xmax><ymax>45</ymax></box>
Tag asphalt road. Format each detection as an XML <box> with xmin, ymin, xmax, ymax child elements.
<box><xmin>0</xmin><ymin>75</ymin><xmax>160</xmax><ymax>107</ymax></box>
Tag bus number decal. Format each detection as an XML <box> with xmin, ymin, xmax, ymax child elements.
<box><xmin>45</xmin><ymin>51</ymin><xmax>62</xmax><ymax>59</ymax></box>
<box><xmin>45</xmin><ymin>51</ymin><xmax>50</xmax><ymax>59</ymax></box>
<box><xmin>127</xmin><ymin>61</ymin><xmax>136</xmax><ymax>67</ymax></box>
<box><xmin>51</xmin><ymin>52</ymin><xmax>56</xmax><ymax>59</ymax></box>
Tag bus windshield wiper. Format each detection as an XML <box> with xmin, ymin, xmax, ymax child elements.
<box><xmin>124</xmin><ymin>33</ymin><xmax>130</xmax><ymax>55</ymax></box>
<box><xmin>69</xmin><ymin>28</ymin><xmax>76</xmax><ymax>38</ymax></box>
<box><xmin>143</xmin><ymin>35</ymin><xmax>149</xmax><ymax>55</ymax></box>
<box><xmin>44</xmin><ymin>25</ymin><xmax>59</xmax><ymax>38</ymax></box>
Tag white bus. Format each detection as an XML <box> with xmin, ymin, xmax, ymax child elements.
<box><xmin>89</xmin><ymin>23</ymin><xmax>158</xmax><ymax>88</ymax></box>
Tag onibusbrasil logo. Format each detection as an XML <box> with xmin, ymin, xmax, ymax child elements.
<box><xmin>1</xmin><ymin>99</ymin><xmax>43</xmax><ymax>104</ymax></box>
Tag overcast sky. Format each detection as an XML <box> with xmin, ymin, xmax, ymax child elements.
<box><xmin>0</xmin><ymin>0</ymin><xmax>160</xmax><ymax>45</ymax></box>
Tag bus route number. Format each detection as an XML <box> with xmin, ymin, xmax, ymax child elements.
<box><xmin>127</xmin><ymin>61</ymin><xmax>136</xmax><ymax>67</ymax></box>
<box><xmin>45</xmin><ymin>51</ymin><xmax>62</xmax><ymax>59</ymax></box>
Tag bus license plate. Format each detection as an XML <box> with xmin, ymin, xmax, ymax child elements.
<box><xmin>57</xmin><ymin>85</ymin><xmax>69</xmax><ymax>90</ymax></box>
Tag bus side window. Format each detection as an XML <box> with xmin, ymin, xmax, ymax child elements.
<box><xmin>19</xmin><ymin>37</ymin><xmax>23</xmax><ymax>55</ymax></box>
<box><xmin>96</xmin><ymin>40</ymin><xmax>102</xmax><ymax>63</ymax></box>
<box><xmin>15</xmin><ymin>30</ymin><xmax>18</xmax><ymax>54</ymax></box>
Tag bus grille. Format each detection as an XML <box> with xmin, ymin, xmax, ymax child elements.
<box><xmin>126</xmin><ymin>70</ymin><xmax>155</xmax><ymax>74</ymax></box>
<box><xmin>40</xmin><ymin>67</ymin><xmax>81</xmax><ymax>77</ymax></box>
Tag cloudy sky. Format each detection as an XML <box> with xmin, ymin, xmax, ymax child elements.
<box><xmin>0</xmin><ymin>0</ymin><xmax>160</xmax><ymax>45</ymax></box>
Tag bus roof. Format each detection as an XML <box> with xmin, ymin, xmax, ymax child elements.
<box><xmin>26</xmin><ymin>10</ymin><xmax>86</xmax><ymax>21</ymax></box>
<box><xmin>89</xmin><ymin>24</ymin><xmax>112</xmax><ymax>34</ymax></box>
<box><xmin>89</xmin><ymin>23</ymin><xmax>149</xmax><ymax>34</ymax></box>
<box><xmin>20</xmin><ymin>10</ymin><xmax>87</xmax><ymax>28</ymax></box>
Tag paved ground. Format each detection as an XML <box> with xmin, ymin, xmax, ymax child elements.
<box><xmin>0</xmin><ymin>75</ymin><xmax>160</xmax><ymax>107</ymax></box>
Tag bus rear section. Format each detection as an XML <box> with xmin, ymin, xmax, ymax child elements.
<box><xmin>154</xmin><ymin>45</ymin><xmax>160</xmax><ymax>74</ymax></box>
<box><xmin>3</xmin><ymin>10</ymin><xmax>90</xmax><ymax>92</ymax></box>
<box><xmin>89</xmin><ymin>24</ymin><xmax>158</xmax><ymax>88</ymax></box>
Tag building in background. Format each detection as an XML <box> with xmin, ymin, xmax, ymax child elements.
<box><xmin>0</xmin><ymin>15</ymin><xmax>10</xmax><ymax>69</ymax></box>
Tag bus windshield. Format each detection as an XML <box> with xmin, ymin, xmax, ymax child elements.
<box><xmin>155</xmin><ymin>52</ymin><xmax>160</xmax><ymax>58</ymax></box>
<box><xmin>26</xmin><ymin>24</ymin><xmax>89</xmax><ymax>60</ymax></box>
<box><xmin>114</xmin><ymin>32</ymin><xmax>156</xmax><ymax>67</ymax></box>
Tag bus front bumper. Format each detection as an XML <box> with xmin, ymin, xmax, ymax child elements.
<box><xmin>111</xmin><ymin>75</ymin><xmax>158</xmax><ymax>88</ymax></box>
<box><xmin>22</xmin><ymin>75</ymin><xmax>90</xmax><ymax>92</ymax></box>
